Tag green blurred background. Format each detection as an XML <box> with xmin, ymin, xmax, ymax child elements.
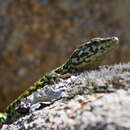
<box><xmin>0</xmin><ymin>0</ymin><xmax>130</xmax><ymax>111</ymax></box>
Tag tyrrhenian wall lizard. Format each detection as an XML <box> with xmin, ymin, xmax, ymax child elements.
<box><xmin>0</xmin><ymin>36</ymin><xmax>119</xmax><ymax>125</ymax></box>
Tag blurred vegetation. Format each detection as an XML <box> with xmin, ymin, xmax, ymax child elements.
<box><xmin>0</xmin><ymin>0</ymin><xmax>130</xmax><ymax>111</ymax></box>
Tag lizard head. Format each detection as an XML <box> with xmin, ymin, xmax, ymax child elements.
<box><xmin>62</xmin><ymin>36</ymin><xmax>119</xmax><ymax>73</ymax></box>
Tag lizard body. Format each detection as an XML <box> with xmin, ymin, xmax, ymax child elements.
<box><xmin>0</xmin><ymin>36</ymin><xmax>119</xmax><ymax>125</ymax></box>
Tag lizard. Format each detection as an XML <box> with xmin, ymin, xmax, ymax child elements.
<box><xmin>0</xmin><ymin>36</ymin><xmax>119</xmax><ymax>126</ymax></box>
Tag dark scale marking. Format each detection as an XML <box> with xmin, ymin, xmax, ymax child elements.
<box><xmin>36</xmin><ymin>84</ymin><xmax>42</xmax><ymax>89</ymax></box>
<box><xmin>15</xmin><ymin>100</ymin><xmax>20</xmax><ymax>105</ymax></box>
<box><xmin>27</xmin><ymin>88</ymin><xmax>35</xmax><ymax>94</ymax></box>
<box><xmin>90</xmin><ymin>40</ymin><xmax>98</xmax><ymax>45</ymax></box>
<box><xmin>12</xmin><ymin>103</ymin><xmax>16</xmax><ymax>108</ymax></box>
<box><xmin>74</xmin><ymin>46</ymin><xmax>92</xmax><ymax>60</ymax></box>
<box><xmin>40</xmin><ymin>78</ymin><xmax>46</xmax><ymax>82</ymax></box>
<box><xmin>101</xmin><ymin>40</ymin><xmax>108</xmax><ymax>43</ymax></box>
<box><xmin>40</xmin><ymin>76</ymin><xmax>49</xmax><ymax>83</ymax></box>
<box><xmin>21</xmin><ymin>92</ymin><xmax>29</xmax><ymax>99</ymax></box>
<box><xmin>70</xmin><ymin>49</ymin><xmax>80</xmax><ymax>59</ymax></box>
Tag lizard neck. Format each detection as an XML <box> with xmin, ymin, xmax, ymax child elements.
<box><xmin>54</xmin><ymin>62</ymin><xmax>77</xmax><ymax>75</ymax></box>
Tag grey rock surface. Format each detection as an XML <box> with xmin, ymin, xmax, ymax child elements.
<box><xmin>2</xmin><ymin>62</ymin><xmax>130</xmax><ymax>130</ymax></box>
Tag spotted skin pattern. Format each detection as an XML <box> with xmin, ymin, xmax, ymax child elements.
<box><xmin>0</xmin><ymin>36</ymin><xmax>119</xmax><ymax>125</ymax></box>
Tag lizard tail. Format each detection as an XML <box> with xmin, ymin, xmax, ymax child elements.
<box><xmin>0</xmin><ymin>112</ymin><xmax>7</xmax><ymax>125</ymax></box>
